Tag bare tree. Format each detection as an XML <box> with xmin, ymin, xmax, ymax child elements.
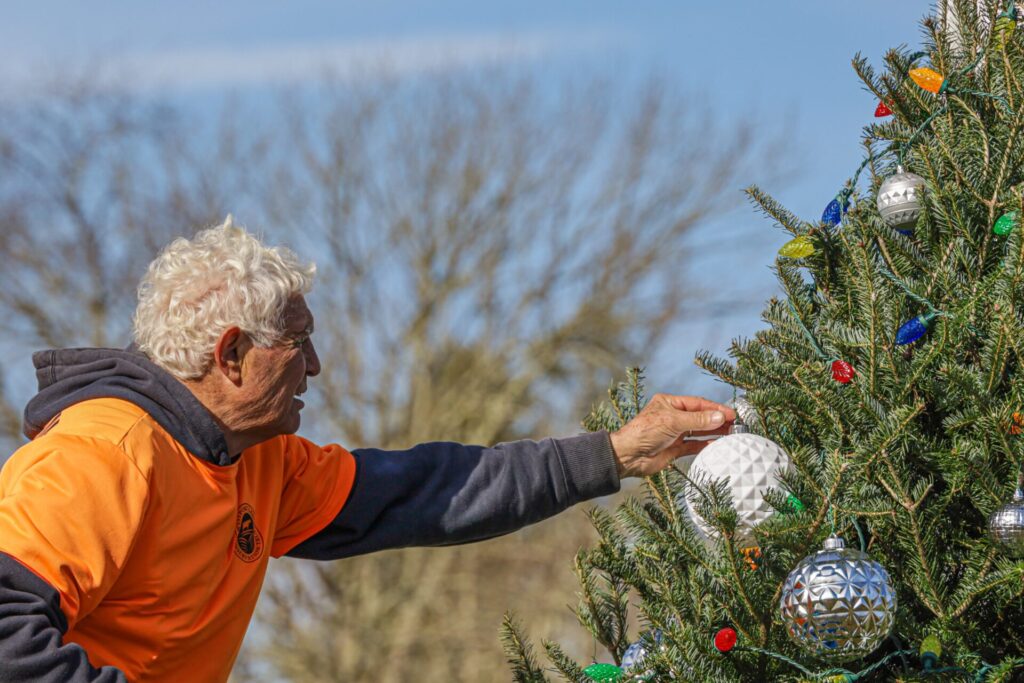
<box><xmin>236</xmin><ymin>73</ymin><xmax>785</xmax><ymax>681</ymax></box>
<box><xmin>0</xmin><ymin>83</ymin><xmax>268</xmax><ymax>454</ymax></box>
<box><xmin>0</xmin><ymin>68</ymin><xmax>786</xmax><ymax>681</ymax></box>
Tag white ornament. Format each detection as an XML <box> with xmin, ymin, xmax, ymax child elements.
<box><xmin>682</xmin><ymin>424</ymin><xmax>790</xmax><ymax>543</ymax></box>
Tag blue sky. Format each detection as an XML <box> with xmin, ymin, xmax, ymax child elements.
<box><xmin>1</xmin><ymin>1</ymin><xmax>935</xmax><ymax>398</ymax></box>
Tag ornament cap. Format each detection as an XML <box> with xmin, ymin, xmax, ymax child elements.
<box><xmin>729</xmin><ymin>422</ymin><xmax>750</xmax><ymax>434</ymax></box>
<box><xmin>822</xmin><ymin>535</ymin><xmax>846</xmax><ymax>551</ymax></box>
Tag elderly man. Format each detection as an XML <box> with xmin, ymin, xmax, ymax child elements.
<box><xmin>0</xmin><ymin>219</ymin><xmax>734</xmax><ymax>682</ymax></box>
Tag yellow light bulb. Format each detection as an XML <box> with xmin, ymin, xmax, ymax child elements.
<box><xmin>779</xmin><ymin>235</ymin><xmax>815</xmax><ymax>258</ymax></box>
<box><xmin>996</xmin><ymin>15</ymin><xmax>1016</xmax><ymax>47</ymax></box>
<box><xmin>909</xmin><ymin>67</ymin><xmax>945</xmax><ymax>94</ymax></box>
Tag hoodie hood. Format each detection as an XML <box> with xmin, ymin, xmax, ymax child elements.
<box><xmin>24</xmin><ymin>348</ymin><xmax>233</xmax><ymax>466</ymax></box>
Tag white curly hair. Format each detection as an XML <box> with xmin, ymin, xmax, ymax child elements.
<box><xmin>133</xmin><ymin>216</ymin><xmax>316</xmax><ymax>380</ymax></box>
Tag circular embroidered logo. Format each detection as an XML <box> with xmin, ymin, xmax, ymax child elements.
<box><xmin>233</xmin><ymin>503</ymin><xmax>264</xmax><ymax>563</ymax></box>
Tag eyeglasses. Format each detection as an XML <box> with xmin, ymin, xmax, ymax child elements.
<box><xmin>286</xmin><ymin>334</ymin><xmax>311</xmax><ymax>349</ymax></box>
<box><xmin>280</xmin><ymin>329</ymin><xmax>313</xmax><ymax>350</ymax></box>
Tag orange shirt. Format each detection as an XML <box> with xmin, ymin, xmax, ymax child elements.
<box><xmin>0</xmin><ymin>397</ymin><xmax>355</xmax><ymax>682</ymax></box>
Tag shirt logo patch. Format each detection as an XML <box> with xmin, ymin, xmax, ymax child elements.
<box><xmin>233</xmin><ymin>503</ymin><xmax>264</xmax><ymax>563</ymax></box>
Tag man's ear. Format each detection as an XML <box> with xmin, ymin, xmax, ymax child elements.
<box><xmin>213</xmin><ymin>327</ymin><xmax>246</xmax><ymax>385</ymax></box>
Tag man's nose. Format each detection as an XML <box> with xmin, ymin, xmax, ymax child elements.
<box><xmin>305</xmin><ymin>340</ymin><xmax>321</xmax><ymax>377</ymax></box>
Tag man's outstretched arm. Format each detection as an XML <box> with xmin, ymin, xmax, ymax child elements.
<box><xmin>288</xmin><ymin>431</ymin><xmax>619</xmax><ymax>560</ymax></box>
<box><xmin>287</xmin><ymin>394</ymin><xmax>734</xmax><ymax>561</ymax></box>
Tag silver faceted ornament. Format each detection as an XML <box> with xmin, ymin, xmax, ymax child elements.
<box><xmin>988</xmin><ymin>486</ymin><xmax>1024</xmax><ymax>557</ymax></box>
<box><xmin>621</xmin><ymin>630</ymin><xmax>663</xmax><ymax>681</ymax></box>
<box><xmin>779</xmin><ymin>535</ymin><xmax>896</xmax><ymax>662</ymax></box>
<box><xmin>876</xmin><ymin>165</ymin><xmax>925</xmax><ymax>234</ymax></box>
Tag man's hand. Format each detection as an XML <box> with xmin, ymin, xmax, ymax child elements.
<box><xmin>609</xmin><ymin>394</ymin><xmax>736</xmax><ymax>478</ymax></box>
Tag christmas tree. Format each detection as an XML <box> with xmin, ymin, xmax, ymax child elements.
<box><xmin>502</xmin><ymin>2</ymin><xmax>1024</xmax><ymax>680</ymax></box>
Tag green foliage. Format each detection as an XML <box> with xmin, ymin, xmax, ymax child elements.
<box><xmin>500</xmin><ymin>613</ymin><xmax>550</xmax><ymax>683</ymax></box>
<box><xmin>506</xmin><ymin>2</ymin><xmax>1024</xmax><ymax>680</ymax></box>
<box><xmin>582</xmin><ymin>367</ymin><xmax>647</xmax><ymax>434</ymax></box>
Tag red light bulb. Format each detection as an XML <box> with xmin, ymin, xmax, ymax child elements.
<box><xmin>874</xmin><ymin>101</ymin><xmax>892</xmax><ymax>117</ymax></box>
<box><xmin>831</xmin><ymin>359</ymin><xmax>855</xmax><ymax>384</ymax></box>
<box><xmin>714</xmin><ymin>627</ymin><xmax>737</xmax><ymax>653</ymax></box>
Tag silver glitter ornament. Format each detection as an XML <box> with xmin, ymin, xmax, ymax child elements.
<box><xmin>988</xmin><ymin>486</ymin><xmax>1024</xmax><ymax>557</ymax></box>
<box><xmin>779</xmin><ymin>535</ymin><xmax>896</xmax><ymax>662</ymax></box>
<box><xmin>621</xmin><ymin>630</ymin><xmax>663</xmax><ymax>681</ymax></box>
<box><xmin>876</xmin><ymin>165</ymin><xmax>926</xmax><ymax>234</ymax></box>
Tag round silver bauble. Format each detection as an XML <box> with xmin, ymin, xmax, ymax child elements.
<box><xmin>876</xmin><ymin>165</ymin><xmax>925</xmax><ymax>234</ymax></box>
<box><xmin>620</xmin><ymin>630</ymin><xmax>663</xmax><ymax>681</ymax></box>
<box><xmin>680</xmin><ymin>423</ymin><xmax>790</xmax><ymax>544</ymax></box>
<box><xmin>988</xmin><ymin>487</ymin><xmax>1024</xmax><ymax>557</ymax></box>
<box><xmin>779</xmin><ymin>535</ymin><xmax>896</xmax><ymax>663</ymax></box>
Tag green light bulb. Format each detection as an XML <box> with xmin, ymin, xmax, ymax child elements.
<box><xmin>583</xmin><ymin>663</ymin><xmax>622</xmax><ymax>682</ymax></box>
<box><xmin>994</xmin><ymin>211</ymin><xmax>1019</xmax><ymax>236</ymax></box>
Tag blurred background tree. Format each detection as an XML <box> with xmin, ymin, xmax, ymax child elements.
<box><xmin>0</xmin><ymin>68</ymin><xmax>786</xmax><ymax>680</ymax></box>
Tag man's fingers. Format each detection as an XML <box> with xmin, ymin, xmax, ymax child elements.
<box><xmin>677</xmin><ymin>409</ymin><xmax>728</xmax><ymax>433</ymax></box>
<box><xmin>667</xmin><ymin>395</ymin><xmax>736</xmax><ymax>418</ymax></box>
<box><xmin>682</xmin><ymin>424</ymin><xmax>731</xmax><ymax>438</ymax></box>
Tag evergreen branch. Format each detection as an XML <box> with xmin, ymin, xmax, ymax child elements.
<box><xmin>879</xmin><ymin>451</ymin><xmax>949</xmax><ymax>618</ymax></box>
<box><xmin>976</xmin><ymin>657</ymin><xmax>1024</xmax><ymax>682</ymax></box>
<box><xmin>541</xmin><ymin>641</ymin><xmax>586</xmax><ymax>683</ymax></box>
<box><xmin>768</xmin><ymin>459</ymin><xmax>855</xmax><ymax>613</ymax></box>
<box><xmin>877</xmin><ymin>262</ymin><xmax>941</xmax><ymax>313</ymax></box>
<box><xmin>720</xmin><ymin>528</ymin><xmax>769</xmax><ymax>646</ymax></box>
<box><xmin>932</xmin><ymin>95</ymin><xmax>991</xmax><ymax>206</ymax></box>
<box><xmin>640</xmin><ymin>474</ymin><xmax>757</xmax><ymax>645</ymax></box>
<box><xmin>951</xmin><ymin>560</ymin><xmax>1024</xmax><ymax>619</ymax></box>
<box><xmin>572</xmin><ymin>553</ymin><xmax>629</xmax><ymax>659</ymax></box>
<box><xmin>501</xmin><ymin>613</ymin><xmax>551</xmax><ymax>683</ymax></box>
<box><xmin>745</xmin><ymin>185</ymin><xmax>807</xmax><ymax>236</ymax></box>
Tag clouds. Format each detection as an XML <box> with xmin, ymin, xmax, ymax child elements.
<box><xmin>1</xmin><ymin>29</ymin><xmax>619</xmax><ymax>96</ymax></box>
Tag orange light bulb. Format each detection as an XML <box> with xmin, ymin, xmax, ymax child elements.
<box><xmin>909</xmin><ymin>67</ymin><xmax>945</xmax><ymax>94</ymax></box>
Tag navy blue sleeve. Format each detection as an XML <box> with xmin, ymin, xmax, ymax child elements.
<box><xmin>0</xmin><ymin>553</ymin><xmax>127</xmax><ymax>682</ymax></box>
<box><xmin>287</xmin><ymin>431</ymin><xmax>620</xmax><ymax>560</ymax></box>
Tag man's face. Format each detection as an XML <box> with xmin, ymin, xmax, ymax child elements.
<box><xmin>234</xmin><ymin>295</ymin><xmax>320</xmax><ymax>441</ymax></box>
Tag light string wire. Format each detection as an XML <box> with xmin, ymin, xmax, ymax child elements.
<box><xmin>732</xmin><ymin>643</ymin><xmax>995</xmax><ymax>680</ymax></box>
<box><xmin>786</xmin><ymin>299</ymin><xmax>832</xmax><ymax>362</ymax></box>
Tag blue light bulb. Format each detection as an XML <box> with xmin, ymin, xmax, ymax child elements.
<box><xmin>821</xmin><ymin>196</ymin><xmax>850</xmax><ymax>226</ymax></box>
<box><xmin>895</xmin><ymin>315</ymin><xmax>930</xmax><ymax>345</ymax></box>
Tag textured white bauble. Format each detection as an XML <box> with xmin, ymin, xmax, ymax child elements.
<box><xmin>683</xmin><ymin>428</ymin><xmax>790</xmax><ymax>543</ymax></box>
